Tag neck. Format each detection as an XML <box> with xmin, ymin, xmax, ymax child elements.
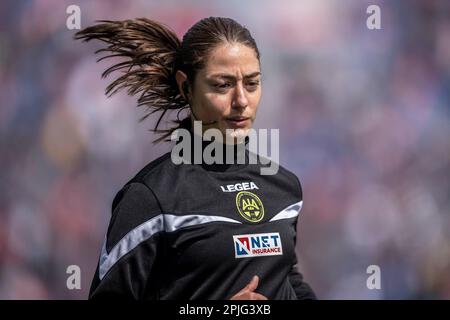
<box><xmin>176</xmin><ymin>118</ymin><xmax>250</xmax><ymax>172</ymax></box>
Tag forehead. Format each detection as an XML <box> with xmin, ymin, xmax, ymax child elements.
<box><xmin>202</xmin><ymin>42</ymin><xmax>260</xmax><ymax>76</ymax></box>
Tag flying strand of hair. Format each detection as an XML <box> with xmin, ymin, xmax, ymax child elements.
<box><xmin>74</xmin><ymin>18</ymin><xmax>189</xmax><ymax>143</ymax></box>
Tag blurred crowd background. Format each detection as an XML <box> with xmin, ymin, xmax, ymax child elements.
<box><xmin>0</xmin><ymin>0</ymin><xmax>449</xmax><ymax>299</ymax></box>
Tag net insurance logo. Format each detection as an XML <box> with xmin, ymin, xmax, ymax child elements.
<box><xmin>233</xmin><ymin>232</ymin><xmax>283</xmax><ymax>258</ymax></box>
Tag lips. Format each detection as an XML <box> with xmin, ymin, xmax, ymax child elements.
<box><xmin>226</xmin><ymin>116</ymin><xmax>250</xmax><ymax>127</ymax></box>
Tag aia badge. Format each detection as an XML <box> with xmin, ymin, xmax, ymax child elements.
<box><xmin>235</xmin><ymin>191</ymin><xmax>264</xmax><ymax>222</ymax></box>
<box><xmin>233</xmin><ymin>232</ymin><xmax>283</xmax><ymax>258</ymax></box>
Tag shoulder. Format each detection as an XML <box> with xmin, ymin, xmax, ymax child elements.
<box><xmin>110</xmin><ymin>151</ymin><xmax>174</xmax><ymax>217</ymax></box>
<box><xmin>251</xmin><ymin>151</ymin><xmax>303</xmax><ymax>196</ymax></box>
<box><xmin>278</xmin><ymin>164</ymin><xmax>303</xmax><ymax>195</ymax></box>
<box><xmin>116</xmin><ymin>151</ymin><xmax>187</xmax><ymax>193</ymax></box>
<box><xmin>114</xmin><ymin>150</ymin><xmax>192</xmax><ymax>206</ymax></box>
<box><xmin>127</xmin><ymin>152</ymin><xmax>174</xmax><ymax>185</ymax></box>
<box><xmin>106</xmin><ymin>153</ymin><xmax>175</xmax><ymax>250</ymax></box>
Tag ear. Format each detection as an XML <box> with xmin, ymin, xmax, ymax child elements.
<box><xmin>175</xmin><ymin>70</ymin><xmax>189</xmax><ymax>100</ymax></box>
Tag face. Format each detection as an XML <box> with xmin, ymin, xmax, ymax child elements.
<box><xmin>186</xmin><ymin>42</ymin><xmax>262</xmax><ymax>143</ymax></box>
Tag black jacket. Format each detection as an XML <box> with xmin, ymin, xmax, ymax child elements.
<box><xmin>89</xmin><ymin>130</ymin><xmax>316</xmax><ymax>300</ymax></box>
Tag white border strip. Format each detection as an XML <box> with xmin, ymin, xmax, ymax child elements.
<box><xmin>269</xmin><ymin>201</ymin><xmax>303</xmax><ymax>222</ymax></box>
<box><xmin>99</xmin><ymin>214</ymin><xmax>241</xmax><ymax>280</ymax></box>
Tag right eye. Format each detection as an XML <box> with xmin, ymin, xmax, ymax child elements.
<box><xmin>215</xmin><ymin>83</ymin><xmax>231</xmax><ymax>89</ymax></box>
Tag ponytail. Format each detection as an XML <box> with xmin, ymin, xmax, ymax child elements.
<box><xmin>74</xmin><ymin>18</ymin><xmax>189</xmax><ymax>143</ymax></box>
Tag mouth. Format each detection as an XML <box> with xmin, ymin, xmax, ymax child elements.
<box><xmin>225</xmin><ymin>116</ymin><xmax>250</xmax><ymax>127</ymax></box>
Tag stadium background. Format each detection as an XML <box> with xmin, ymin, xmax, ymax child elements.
<box><xmin>0</xmin><ymin>0</ymin><xmax>449</xmax><ymax>299</ymax></box>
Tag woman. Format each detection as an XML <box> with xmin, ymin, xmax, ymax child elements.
<box><xmin>75</xmin><ymin>16</ymin><xmax>316</xmax><ymax>300</ymax></box>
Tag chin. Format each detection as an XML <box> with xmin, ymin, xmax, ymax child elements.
<box><xmin>223</xmin><ymin>127</ymin><xmax>250</xmax><ymax>144</ymax></box>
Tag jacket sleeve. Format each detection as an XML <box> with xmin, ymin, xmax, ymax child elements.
<box><xmin>288</xmin><ymin>175</ymin><xmax>317</xmax><ymax>300</ymax></box>
<box><xmin>288</xmin><ymin>263</ymin><xmax>317</xmax><ymax>300</ymax></box>
<box><xmin>288</xmin><ymin>217</ymin><xmax>317</xmax><ymax>300</ymax></box>
<box><xmin>89</xmin><ymin>182</ymin><xmax>164</xmax><ymax>300</ymax></box>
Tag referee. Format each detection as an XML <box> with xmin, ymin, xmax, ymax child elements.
<box><xmin>75</xmin><ymin>16</ymin><xmax>316</xmax><ymax>300</ymax></box>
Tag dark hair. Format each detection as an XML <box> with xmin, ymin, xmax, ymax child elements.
<box><xmin>74</xmin><ymin>17</ymin><xmax>260</xmax><ymax>143</ymax></box>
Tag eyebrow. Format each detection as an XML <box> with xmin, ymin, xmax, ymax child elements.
<box><xmin>208</xmin><ymin>71</ymin><xmax>261</xmax><ymax>80</ymax></box>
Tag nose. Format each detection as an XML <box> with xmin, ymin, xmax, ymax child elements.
<box><xmin>232</xmin><ymin>82</ymin><xmax>248</xmax><ymax>109</ymax></box>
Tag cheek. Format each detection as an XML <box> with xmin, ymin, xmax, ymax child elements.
<box><xmin>249</xmin><ymin>92</ymin><xmax>262</xmax><ymax>111</ymax></box>
<box><xmin>200</xmin><ymin>93</ymin><xmax>230</xmax><ymax>114</ymax></box>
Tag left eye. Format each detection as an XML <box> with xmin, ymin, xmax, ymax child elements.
<box><xmin>246</xmin><ymin>81</ymin><xmax>260</xmax><ymax>90</ymax></box>
<box><xmin>215</xmin><ymin>83</ymin><xmax>231</xmax><ymax>88</ymax></box>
